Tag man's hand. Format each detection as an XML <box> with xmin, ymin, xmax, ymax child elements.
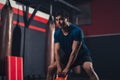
<box><xmin>57</xmin><ymin>67</ymin><xmax>62</xmax><ymax>75</ymax></box>
<box><xmin>62</xmin><ymin>67</ymin><xmax>69</xmax><ymax>76</ymax></box>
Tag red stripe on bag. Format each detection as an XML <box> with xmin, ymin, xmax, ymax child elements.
<box><xmin>6</xmin><ymin>56</ymin><xmax>23</xmax><ymax>80</ymax></box>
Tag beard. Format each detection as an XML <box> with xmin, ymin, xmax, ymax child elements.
<box><xmin>61</xmin><ymin>25</ymin><xmax>70</xmax><ymax>32</ymax></box>
<box><xmin>62</xmin><ymin>26</ymin><xmax>70</xmax><ymax>32</ymax></box>
<box><xmin>60</xmin><ymin>22</ymin><xmax>70</xmax><ymax>32</ymax></box>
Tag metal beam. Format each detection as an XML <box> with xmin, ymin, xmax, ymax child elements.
<box><xmin>54</xmin><ymin>0</ymin><xmax>81</xmax><ymax>12</ymax></box>
<box><xmin>28</xmin><ymin>5</ymin><xmax>40</xmax><ymax>25</ymax></box>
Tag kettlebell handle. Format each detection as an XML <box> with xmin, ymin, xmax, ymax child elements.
<box><xmin>56</xmin><ymin>74</ymin><xmax>68</xmax><ymax>80</ymax></box>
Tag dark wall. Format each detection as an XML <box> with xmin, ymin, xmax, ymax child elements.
<box><xmin>23</xmin><ymin>28</ymin><xmax>46</xmax><ymax>76</ymax></box>
<box><xmin>80</xmin><ymin>0</ymin><xmax>120</xmax><ymax>79</ymax></box>
<box><xmin>85</xmin><ymin>35</ymin><xmax>120</xmax><ymax>80</ymax></box>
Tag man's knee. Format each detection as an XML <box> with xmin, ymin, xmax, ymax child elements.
<box><xmin>82</xmin><ymin>62</ymin><xmax>93</xmax><ymax>72</ymax></box>
<box><xmin>82</xmin><ymin>62</ymin><xmax>99</xmax><ymax>80</ymax></box>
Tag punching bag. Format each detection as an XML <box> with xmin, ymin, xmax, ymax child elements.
<box><xmin>0</xmin><ymin>0</ymin><xmax>13</xmax><ymax>75</ymax></box>
<box><xmin>0</xmin><ymin>0</ymin><xmax>13</xmax><ymax>60</ymax></box>
<box><xmin>45</xmin><ymin>14</ymin><xmax>55</xmax><ymax>73</ymax></box>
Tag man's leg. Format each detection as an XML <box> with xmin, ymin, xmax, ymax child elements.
<box><xmin>82</xmin><ymin>62</ymin><xmax>99</xmax><ymax>80</ymax></box>
<box><xmin>46</xmin><ymin>62</ymin><xmax>57</xmax><ymax>80</ymax></box>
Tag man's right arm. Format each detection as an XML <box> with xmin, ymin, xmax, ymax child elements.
<box><xmin>54</xmin><ymin>43</ymin><xmax>62</xmax><ymax>73</ymax></box>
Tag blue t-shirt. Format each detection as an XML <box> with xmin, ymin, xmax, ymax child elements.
<box><xmin>54</xmin><ymin>24</ymin><xmax>90</xmax><ymax>60</ymax></box>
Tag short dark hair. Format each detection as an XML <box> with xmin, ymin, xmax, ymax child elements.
<box><xmin>55</xmin><ymin>10</ymin><xmax>70</xmax><ymax>18</ymax></box>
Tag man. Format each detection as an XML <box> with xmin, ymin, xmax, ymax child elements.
<box><xmin>46</xmin><ymin>13</ymin><xmax>99</xmax><ymax>80</ymax></box>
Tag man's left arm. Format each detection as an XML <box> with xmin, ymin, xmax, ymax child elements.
<box><xmin>63</xmin><ymin>40</ymin><xmax>82</xmax><ymax>74</ymax></box>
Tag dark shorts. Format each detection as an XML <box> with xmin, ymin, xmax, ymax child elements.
<box><xmin>70</xmin><ymin>56</ymin><xmax>92</xmax><ymax>69</ymax></box>
<box><xmin>60</xmin><ymin>54</ymin><xmax>92</xmax><ymax>69</ymax></box>
<box><xmin>59</xmin><ymin>49</ymin><xmax>92</xmax><ymax>69</ymax></box>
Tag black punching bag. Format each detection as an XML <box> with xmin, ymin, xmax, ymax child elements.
<box><xmin>0</xmin><ymin>0</ymin><xmax>14</xmax><ymax>75</ymax></box>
